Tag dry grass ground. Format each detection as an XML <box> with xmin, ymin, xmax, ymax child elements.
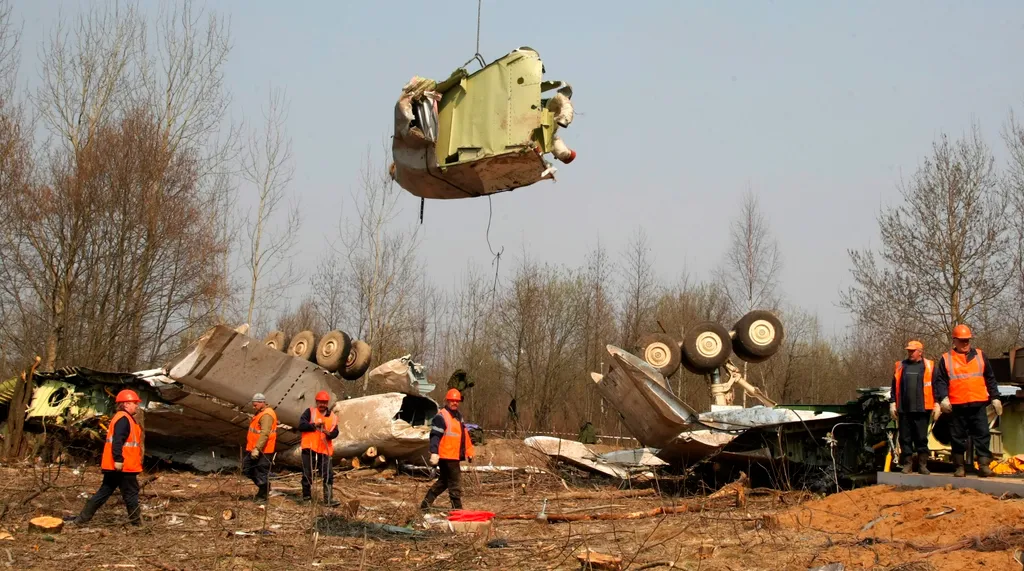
<box><xmin>0</xmin><ymin>440</ymin><xmax>1021</xmax><ymax>570</ymax></box>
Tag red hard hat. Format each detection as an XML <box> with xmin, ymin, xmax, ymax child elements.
<box><xmin>445</xmin><ymin>388</ymin><xmax>462</xmax><ymax>402</ymax></box>
<box><xmin>115</xmin><ymin>389</ymin><xmax>141</xmax><ymax>403</ymax></box>
<box><xmin>315</xmin><ymin>390</ymin><xmax>330</xmax><ymax>402</ymax></box>
<box><xmin>952</xmin><ymin>324</ymin><xmax>973</xmax><ymax>340</ymax></box>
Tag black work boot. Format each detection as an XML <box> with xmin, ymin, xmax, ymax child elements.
<box><xmin>977</xmin><ymin>457</ymin><xmax>995</xmax><ymax>478</ymax></box>
<box><xmin>917</xmin><ymin>452</ymin><xmax>931</xmax><ymax>475</ymax></box>
<box><xmin>952</xmin><ymin>454</ymin><xmax>966</xmax><ymax>477</ymax></box>
<box><xmin>900</xmin><ymin>455</ymin><xmax>914</xmax><ymax>475</ymax></box>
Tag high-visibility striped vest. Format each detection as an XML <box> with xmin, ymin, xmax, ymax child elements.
<box><xmin>246</xmin><ymin>407</ymin><xmax>278</xmax><ymax>453</ymax></box>
<box><xmin>101</xmin><ymin>411</ymin><xmax>143</xmax><ymax>473</ymax></box>
<box><xmin>437</xmin><ymin>408</ymin><xmax>474</xmax><ymax>461</ymax></box>
<box><xmin>942</xmin><ymin>349</ymin><xmax>989</xmax><ymax>405</ymax></box>
<box><xmin>894</xmin><ymin>359</ymin><xmax>935</xmax><ymax>410</ymax></box>
<box><xmin>300</xmin><ymin>407</ymin><xmax>337</xmax><ymax>455</ymax></box>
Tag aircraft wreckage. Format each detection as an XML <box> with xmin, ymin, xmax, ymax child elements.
<box><xmin>6</xmin><ymin>312</ymin><xmax>1023</xmax><ymax>490</ymax></box>
<box><xmin>4</xmin><ymin>325</ymin><xmax>438</xmax><ymax>472</ymax></box>
<box><xmin>529</xmin><ymin>311</ymin><xmax>1024</xmax><ymax>490</ymax></box>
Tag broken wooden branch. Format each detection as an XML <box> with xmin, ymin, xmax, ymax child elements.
<box><xmin>553</xmin><ymin>488</ymin><xmax>658</xmax><ymax>501</ymax></box>
<box><xmin>497</xmin><ymin>475</ymin><xmax>748</xmax><ymax>524</ymax></box>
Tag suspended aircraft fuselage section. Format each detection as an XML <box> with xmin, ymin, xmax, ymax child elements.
<box><xmin>391</xmin><ymin>47</ymin><xmax>576</xmax><ymax>200</ymax></box>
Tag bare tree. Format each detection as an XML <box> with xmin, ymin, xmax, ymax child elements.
<box><xmin>715</xmin><ymin>189</ymin><xmax>783</xmax><ymax>319</ymax></box>
<box><xmin>241</xmin><ymin>87</ymin><xmax>300</xmax><ymax>331</ymax></box>
<box><xmin>841</xmin><ymin>126</ymin><xmax>1015</xmax><ymax>344</ymax></box>
<box><xmin>1003</xmin><ymin>109</ymin><xmax>1024</xmax><ymax>343</ymax></box>
<box><xmin>340</xmin><ymin>147</ymin><xmax>423</xmax><ymax>390</ymax></box>
<box><xmin>619</xmin><ymin>227</ymin><xmax>658</xmax><ymax>348</ymax></box>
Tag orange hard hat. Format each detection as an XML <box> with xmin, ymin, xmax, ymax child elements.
<box><xmin>115</xmin><ymin>389</ymin><xmax>141</xmax><ymax>403</ymax></box>
<box><xmin>315</xmin><ymin>390</ymin><xmax>330</xmax><ymax>402</ymax></box>
<box><xmin>905</xmin><ymin>340</ymin><xmax>923</xmax><ymax>351</ymax></box>
<box><xmin>952</xmin><ymin>324</ymin><xmax>973</xmax><ymax>340</ymax></box>
<box><xmin>445</xmin><ymin>388</ymin><xmax>462</xmax><ymax>402</ymax></box>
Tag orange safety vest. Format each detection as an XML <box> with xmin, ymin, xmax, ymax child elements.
<box><xmin>246</xmin><ymin>407</ymin><xmax>278</xmax><ymax>453</ymax></box>
<box><xmin>438</xmin><ymin>408</ymin><xmax>474</xmax><ymax>461</ymax></box>
<box><xmin>894</xmin><ymin>359</ymin><xmax>935</xmax><ymax>410</ymax></box>
<box><xmin>300</xmin><ymin>407</ymin><xmax>337</xmax><ymax>455</ymax></box>
<box><xmin>943</xmin><ymin>349</ymin><xmax>989</xmax><ymax>405</ymax></box>
<box><xmin>101</xmin><ymin>411</ymin><xmax>143</xmax><ymax>473</ymax></box>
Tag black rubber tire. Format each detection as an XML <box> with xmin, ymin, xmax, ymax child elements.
<box><xmin>681</xmin><ymin>321</ymin><xmax>732</xmax><ymax>373</ymax></box>
<box><xmin>733</xmin><ymin>310</ymin><xmax>784</xmax><ymax>358</ymax></box>
<box><xmin>341</xmin><ymin>340</ymin><xmax>373</xmax><ymax>380</ymax></box>
<box><xmin>731</xmin><ymin>338</ymin><xmax>771</xmax><ymax>364</ymax></box>
<box><xmin>315</xmin><ymin>330</ymin><xmax>351</xmax><ymax>372</ymax></box>
<box><xmin>287</xmin><ymin>330</ymin><xmax>317</xmax><ymax>361</ymax></box>
<box><xmin>635</xmin><ymin>333</ymin><xmax>681</xmax><ymax>377</ymax></box>
<box><xmin>263</xmin><ymin>330</ymin><xmax>289</xmax><ymax>352</ymax></box>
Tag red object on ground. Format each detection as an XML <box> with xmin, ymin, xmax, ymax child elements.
<box><xmin>448</xmin><ymin>509</ymin><xmax>495</xmax><ymax>522</ymax></box>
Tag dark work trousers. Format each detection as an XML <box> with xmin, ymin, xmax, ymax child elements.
<box><xmin>422</xmin><ymin>460</ymin><xmax>463</xmax><ymax>509</ymax></box>
<box><xmin>243</xmin><ymin>453</ymin><xmax>272</xmax><ymax>493</ymax></box>
<box><xmin>76</xmin><ymin>471</ymin><xmax>141</xmax><ymax>525</ymax></box>
<box><xmin>950</xmin><ymin>404</ymin><xmax>992</xmax><ymax>460</ymax></box>
<box><xmin>301</xmin><ymin>449</ymin><xmax>333</xmax><ymax>500</ymax></box>
<box><xmin>898</xmin><ymin>412</ymin><xmax>931</xmax><ymax>459</ymax></box>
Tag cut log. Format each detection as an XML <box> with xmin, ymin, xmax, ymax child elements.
<box><xmin>363</xmin><ymin>447</ymin><xmax>377</xmax><ymax>458</ymax></box>
<box><xmin>222</xmin><ymin>509</ymin><xmax>236</xmax><ymax>521</ymax></box>
<box><xmin>351</xmin><ymin>457</ymin><xmax>361</xmax><ymax>470</ymax></box>
<box><xmin>577</xmin><ymin>550</ymin><xmax>623</xmax><ymax>570</ymax></box>
<box><xmin>28</xmin><ymin>516</ymin><xmax>64</xmax><ymax>533</ymax></box>
<box><xmin>373</xmin><ymin>455</ymin><xmax>387</xmax><ymax>467</ymax></box>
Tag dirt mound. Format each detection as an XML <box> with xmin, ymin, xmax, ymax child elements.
<box><xmin>472</xmin><ymin>437</ymin><xmax>549</xmax><ymax>467</ymax></box>
<box><xmin>779</xmin><ymin>484</ymin><xmax>1024</xmax><ymax>570</ymax></box>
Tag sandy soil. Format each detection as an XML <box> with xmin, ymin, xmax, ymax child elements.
<box><xmin>0</xmin><ymin>440</ymin><xmax>1021</xmax><ymax>570</ymax></box>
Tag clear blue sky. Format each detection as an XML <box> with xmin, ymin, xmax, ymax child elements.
<box><xmin>14</xmin><ymin>1</ymin><xmax>1024</xmax><ymax>336</ymax></box>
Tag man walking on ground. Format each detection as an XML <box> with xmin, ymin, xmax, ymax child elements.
<box><xmin>244</xmin><ymin>393</ymin><xmax>278</xmax><ymax>502</ymax></box>
<box><xmin>298</xmin><ymin>390</ymin><xmax>340</xmax><ymax>505</ymax></box>
<box><xmin>421</xmin><ymin>389</ymin><xmax>474</xmax><ymax>510</ymax></box>
<box><xmin>69</xmin><ymin>389</ymin><xmax>145</xmax><ymax>526</ymax></box>
<box><xmin>889</xmin><ymin>340</ymin><xmax>936</xmax><ymax>475</ymax></box>
<box><xmin>932</xmin><ymin>325</ymin><xmax>1003</xmax><ymax>478</ymax></box>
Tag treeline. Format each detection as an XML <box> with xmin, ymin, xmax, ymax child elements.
<box><xmin>1</xmin><ymin>2</ymin><xmax>1023</xmax><ymax>439</ymax></box>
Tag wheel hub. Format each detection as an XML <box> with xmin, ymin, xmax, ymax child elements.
<box><xmin>695</xmin><ymin>331</ymin><xmax>723</xmax><ymax>358</ymax></box>
<box><xmin>644</xmin><ymin>342</ymin><xmax>672</xmax><ymax>368</ymax></box>
<box><xmin>748</xmin><ymin>320</ymin><xmax>776</xmax><ymax>347</ymax></box>
<box><xmin>322</xmin><ymin>339</ymin><xmax>337</xmax><ymax>357</ymax></box>
<box><xmin>294</xmin><ymin>341</ymin><xmax>307</xmax><ymax>354</ymax></box>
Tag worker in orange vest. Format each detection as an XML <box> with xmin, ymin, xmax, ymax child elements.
<box><xmin>69</xmin><ymin>389</ymin><xmax>145</xmax><ymax>526</ymax></box>
<box><xmin>420</xmin><ymin>388</ymin><xmax>474</xmax><ymax>510</ymax></box>
<box><xmin>243</xmin><ymin>393</ymin><xmax>278</xmax><ymax>502</ymax></box>
<box><xmin>888</xmin><ymin>340</ymin><xmax>936</xmax><ymax>475</ymax></box>
<box><xmin>932</xmin><ymin>325</ymin><xmax>1002</xmax><ymax>478</ymax></box>
<box><xmin>298</xmin><ymin>390</ymin><xmax>339</xmax><ymax>505</ymax></box>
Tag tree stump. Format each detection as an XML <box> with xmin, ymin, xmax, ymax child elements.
<box><xmin>28</xmin><ymin>516</ymin><xmax>64</xmax><ymax>533</ymax></box>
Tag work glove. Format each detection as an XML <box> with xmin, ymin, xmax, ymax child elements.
<box><xmin>931</xmin><ymin>407</ymin><xmax>942</xmax><ymax>422</ymax></box>
<box><xmin>429</xmin><ymin>453</ymin><xmax>439</xmax><ymax>466</ymax></box>
<box><xmin>888</xmin><ymin>402</ymin><xmax>897</xmax><ymax>418</ymax></box>
<box><xmin>114</xmin><ymin>462</ymin><xmax>123</xmax><ymax>471</ymax></box>
<box><xmin>939</xmin><ymin>397</ymin><xmax>952</xmax><ymax>414</ymax></box>
<box><xmin>250</xmin><ymin>449</ymin><xmax>260</xmax><ymax>459</ymax></box>
<box><xmin>991</xmin><ymin>399</ymin><xmax>1003</xmax><ymax>416</ymax></box>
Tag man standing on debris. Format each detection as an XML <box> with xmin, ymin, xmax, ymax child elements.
<box><xmin>244</xmin><ymin>393</ymin><xmax>278</xmax><ymax>502</ymax></box>
<box><xmin>68</xmin><ymin>389</ymin><xmax>145</xmax><ymax>526</ymax></box>
<box><xmin>298</xmin><ymin>390</ymin><xmax>340</xmax><ymax>505</ymax></box>
<box><xmin>933</xmin><ymin>325</ymin><xmax>1002</xmax><ymax>478</ymax></box>
<box><xmin>421</xmin><ymin>388</ymin><xmax>474</xmax><ymax>510</ymax></box>
<box><xmin>889</xmin><ymin>340</ymin><xmax>935</xmax><ymax>475</ymax></box>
